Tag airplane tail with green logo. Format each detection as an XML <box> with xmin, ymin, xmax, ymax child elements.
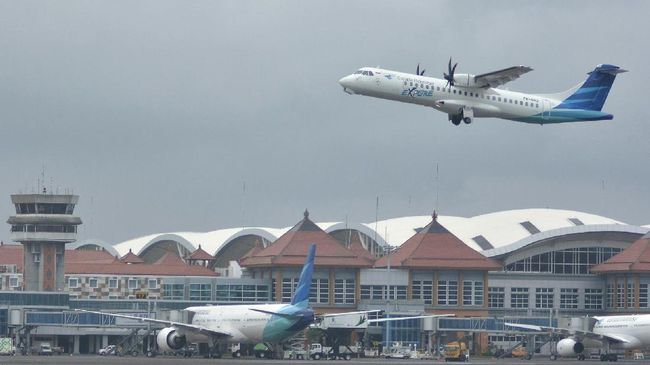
<box><xmin>290</xmin><ymin>244</ymin><xmax>315</xmax><ymax>308</ymax></box>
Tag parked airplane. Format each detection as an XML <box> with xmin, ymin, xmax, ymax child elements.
<box><xmin>338</xmin><ymin>59</ymin><xmax>626</xmax><ymax>125</ymax></box>
<box><xmin>506</xmin><ymin>314</ymin><xmax>650</xmax><ymax>361</ymax></box>
<box><xmin>80</xmin><ymin>244</ymin><xmax>451</xmax><ymax>358</ymax></box>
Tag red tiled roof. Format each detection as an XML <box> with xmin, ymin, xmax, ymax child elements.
<box><xmin>65</xmin><ymin>262</ymin><xmax>217</xmax><ymax>276</ymax></box>
<box><xmin>187</xmin><ymin>244</ymin><xmax>215</xmax><ymax>261</ymax></box>
<box><xmin>153</xmin><ymin>252</ymin><xmax>187</xmax><ymax>266</ymax></box>
<box><xmin>66</xmin><ymin>249</ymin><xmax>117</xmax><ymax>264</ymax></box>
<box><xmin>0</xmin><ymin>245</ymin><xmax>216</xmax><ymax>276</ymax></box>
<box><xmin>121</xmin><ymin>249</ymin><xmax>144</xmax><ymax>264</ymax></box>
<box><xmin>591</xmin><ymin>233</ymin><xmax>650</xmax><ymax>273</ymax></box>
<box><xmin>240</xmin><ymin>210</ymin><xmax>374</xmax><ymax>268</ymax></box>
<box><xmin>374</xmin><ymin>216</ymin><xmax>502</xmax><ymax>270</ymax></box>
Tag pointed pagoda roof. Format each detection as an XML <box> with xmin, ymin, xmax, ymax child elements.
<box><xmin>240</xmin><ymin>210</ymin><xmax>374</xmax><ymax>268</ymax></box>
<box><xmin>153</xmin><ymin>252</ymin><xmax>186</xmax><ymax>266</ymax></box>
<box><xmin>374</xmin><ymin>212</ymin><xmax>502</xmax><ymax>270</ymax></box>
<box><xmin>187</xmin><ymin>244</ymin><xmax>215</xmax><ymax>261</ymax></box>
<box><xmin>592</xmin><ymin>233</ymin><xmax>650</xmax><ymax>273</ymax></box>
<box><xmin>121</xmin><ymin>248</ymin><xmax>144</xmax><ymax>264</ymax></box>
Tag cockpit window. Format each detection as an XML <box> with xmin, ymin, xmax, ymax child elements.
<box><xmin>368</xmin><ymin>71</ymin><xmax>374</xmax><ymax>76</ymax></box>
<box><xmin>354</xmin><ymin>70</ymin><xmax>363</xmax><ymax>75</ymax></box>
<box><xmin>362</xmin><ymin>71</ymin><xmax>368</xmax><ymax>75</ymax></box>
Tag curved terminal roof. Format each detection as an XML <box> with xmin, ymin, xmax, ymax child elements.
<box><xmin>107</xmin><ymin>209</ymin><xmax>648</xmax><ymax>259</ymax></box>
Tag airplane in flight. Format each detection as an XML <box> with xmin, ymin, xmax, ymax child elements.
<box><xmin>80</xmin><ymin>244</ymin><xmax>451</xmax><ymax>358</ymax></box>
<box><xmin>338</xmin><ymin>59</ymin><xmax>626</xmax><ymax>125</ymax></box>
<box><xmin>506</xmin><ymin>314</ymin><xmax>650</xmax><ymax>361</ymax></box>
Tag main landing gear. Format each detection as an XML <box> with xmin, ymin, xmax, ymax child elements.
<box><xmin>449</xmin><ymin>107</ymin><xmax>473</xmax><ymax>126</ymax></box>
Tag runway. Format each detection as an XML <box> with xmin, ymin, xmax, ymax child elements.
<box><xmin>0</xmin><ymin>355</ymin><xmax>643</xmax><ymax>365</ymax></box>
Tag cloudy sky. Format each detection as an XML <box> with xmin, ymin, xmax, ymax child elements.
<box><xmin>0</xmin><ymin>1</ymin><xmax>648</xmax><ymax>245</ymax></box>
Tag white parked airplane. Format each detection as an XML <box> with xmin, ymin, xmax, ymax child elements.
<box><xmin>506</xmin><ymin>314</ymin><xmax>650</xmax><ymax>361</ymax></box>
<box><xmin>338</xmin><ymin>59</ymin><xmax>626</xmax><ymax>125</ymax></box>
<box><xmin>80</xmin><ymin>244</ymin><xmax>451</xmax><ymax>358</ymax></box>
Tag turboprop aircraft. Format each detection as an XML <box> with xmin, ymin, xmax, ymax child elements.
<box><xmin>338</xmin><ymin>58</ymin><xmax>626</xmax><ymax>125</ymax></box>
<box><xmin>80</xmin><ymin>244</ymin><xmax>452</xmax><ymax>358</ymax></box>
<box><xmin>506</xmin><ymin>314</ymin><xmax>650</xmax><ymax>361</ymax></box>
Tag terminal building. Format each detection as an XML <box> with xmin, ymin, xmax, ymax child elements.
<box><xmin>0</xmin><ymin>192</ymin><xmax>648</xmax><ymax>355</ymax></box>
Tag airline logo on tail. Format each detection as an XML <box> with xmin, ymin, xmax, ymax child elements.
<box><xmin>291</xmin><ymin>244</ymin><xmax>316</xmax><ymax>308</ymax></box>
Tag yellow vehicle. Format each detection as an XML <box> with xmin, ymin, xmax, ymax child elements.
<box><xmin>511</xmin><ymin>346</ymin><xmax>528</xmax><ymax>358</ymax></box>
<box><xmin>443</xmin><ymin>341</ymin><xmax>468</xmax><ymax>362</ymax></box>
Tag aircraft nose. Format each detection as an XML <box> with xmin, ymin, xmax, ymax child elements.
<box><xmin>338</xmin><ymin>75</ymin><xmax>356</xmax><ymax>94</ymax></box>
<box><xmin>338</xmin><ymin>75</ymin><xmax>351</xmax><ymax>87</ymax></box>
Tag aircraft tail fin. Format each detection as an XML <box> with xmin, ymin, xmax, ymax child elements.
<box><xmin>291</xmin><ymin>244</ymin><xmax>316</xmax><ymax>308</ymax></box>
<box><xmin>555</xmin><ymin>64</ymin><xmax>626</xmax><ymax>111</ymax></box>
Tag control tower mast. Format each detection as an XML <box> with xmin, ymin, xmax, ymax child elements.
<box><xmin>7</xmin><ymin>191</ymin><xmax>81</xmax><ymax>291</ymax></box>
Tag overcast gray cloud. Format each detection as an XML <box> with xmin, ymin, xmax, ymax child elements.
<box><xmin>0</xmin><ymin>0</ymin><xmax>648</xmax><ymax>244</ymax></box>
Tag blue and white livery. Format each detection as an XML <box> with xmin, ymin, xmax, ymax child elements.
<box><xmin>338</xmin><ymin>60</ymin><xmax>626</xmax><ymax>125</ymax></box>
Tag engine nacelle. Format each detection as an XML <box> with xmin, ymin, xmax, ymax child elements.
<box><xmin>556</xmin><ymin>338</ymin><xmax>584</xmax><ymax>357</ymax></box>
<box><xmin>451</xmin><ymin>73</ymin><xmax>479</xmax><ymax>88</ymax></box>
<box><xmin>156</xmin><ymin>327</ymin><xmax>186</xmax><ymax>352</ymax></box>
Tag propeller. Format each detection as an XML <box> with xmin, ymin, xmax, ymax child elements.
<box><xmin>416</xmin><ymin>63</ymin><xmax>425</xmax><ymax>76</ymax></box>
<box><xmin>444</xmin><ymin>57</ymin><xmax>458</xmax><ymax>87</ymax></box>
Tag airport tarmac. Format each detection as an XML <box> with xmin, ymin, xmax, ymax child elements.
<box><xmin>0</xmin><ymin>355</ymin><xmax>644</xmax><ymax>365</ymax></box>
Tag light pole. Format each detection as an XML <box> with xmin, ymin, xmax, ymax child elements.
<box><xmin>385</xmin><ymin>245</ymin><xmax>393</xmax><ymax>350</ymax></box>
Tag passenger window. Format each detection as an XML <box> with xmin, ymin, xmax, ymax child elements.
<box><xmin>464</xmin><ymin>91</ymin><xmax>467</xmax><ymax>96</ymax></box>
<box><xmin>498</xmin><ymin>97</ymin><xmax>501</xmax><ymax>102</ymax></box>
<box><xmin>437</xmin><ymin>87</ymin><xmax>441</xmax><ymax>91</ymax></box>
<box><xmin>536</xmin><ymin>104</ymin><xmax>539</xmax><ymax>108</ymax></box>
<box><xmin>470</xmin><ymin>92</ymin><xmax>473</xmax><ymax>97</ymax></box>
<box><xmin>410</xmin><ymin>82</ymin><xmax>413</xmax><ymax>86</ymax></box>
<box><xmin>520</xmin><ymin>101</ymin><xmax>523</xmax><ymax>105</ymax></box>
<box><xmin>475</xmin><ymin>93</ymin><xmax>478</xmax><ymax>98</ymax></box>
<box><xmin>368</xmin><ymin>71</ymin><xmax>374</xmax><ymax>76</ymax></box>
<box><xmin>525</xmin><ymin>102</ymin><xmax>528</xmax><ymax>106</ymax></box>
<box><xmin>404</xmin><ymin>81</ymin><xmax>408</xmax><ymax>86</ymax></box>
<box><xmin>453</xmin><ymin>90</ymin><xmax>457</xmax><ymax>94</ymax></box>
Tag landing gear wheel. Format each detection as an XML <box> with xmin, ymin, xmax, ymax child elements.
<box><xmin>313</xmin><ymin>353</ymin><xmax>321</xmax><ymax>360</ymax></box>
<box><xmin>344</xmin><ymin>353</ymin><xmax>351</xmax><ymax>360</ymax></box>
<box><xmin>463</xmin><ymin>117</ymin><xmax>472</xmax><ymax>124</ymax></box>
<box><xmin>232</xmin><ymin>350</ymin><xmax>241</xmax><ymax>358</ymax></box>
<box><xmin>131</xmin><ymin>350</ymin><xmax>138</xmax><ymax>357</ymax></box>
<box><xmin>550</xmin><ymin>354</ymin><xmax>557</xmax><ymax>360</ymax></box>
<box><xmin>259</xmin><ymin>351</ymin><xmax>265</xmax><ymax>358</ymax></box>
<box><xmin>146</xmin><ymin>350</ymin><xmax>155</xmax><ymax>358</ymax></box>
<box><xmin>451</xmin><ymin>117</ymin><xmax>461</xmax><ymax>126</ymax></box>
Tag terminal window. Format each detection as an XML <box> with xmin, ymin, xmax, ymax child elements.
<box><xmin>310</xmin><ymin>278</ymin><xmax>329</xmax><ymax>304</ymax></box>
<box><xmin>510</xmin><ymin>287</ymin><xmax>529</xmax><ymax>308</ymax></box>
<box><xmin>437</xmin><ymin>280</ymin><xmax>458</xmax><ymax>306</ymax></box>
<box><xmin>488</xmin><ymin>287</ymin><xmax>505</xmax><ymax>308</ymax></box>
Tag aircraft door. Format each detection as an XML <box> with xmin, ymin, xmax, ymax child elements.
<box><xmin>542</xmin><ymin>100</ymin><xmax>551</xmax><ymax>120</ymax></box>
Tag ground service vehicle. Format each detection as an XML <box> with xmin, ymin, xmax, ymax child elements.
<box><xmin>444</xmin><ymin>341</ymin><xmax>468</xmax><ymax>362</ymax></box>
<box><xmin>99</xmin><ymin>345</ymin><xmax>117</xmax><ymax>356</ymax></box>
<box><xmin>310</xmin><ymin>343</ymin><xmax>353</xmax><ymax>360</ymax></box>
<box><xmin>39</xmin><ymin>343</ymin><xmax>53</xmax><ymax>356</ymax></box>
<box><xmin>0</xmin><ymin>338</ymin><xmax>15</xmax><ymax>356</ymax></box>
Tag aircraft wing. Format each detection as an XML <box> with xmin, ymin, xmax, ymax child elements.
<box><xmin>474</xmin><ymin>66</ymin><xmax>533</xmax><ymax>88</ymax></box>
<box><xmin>76</xmin><ymin>309</ymin><xmax>232</xmax><ymax>338</ymax></box>
<box><xmin>504</xmin><ymin>323</ymin><xmax>629</xmax><ymax>344</ymax></box>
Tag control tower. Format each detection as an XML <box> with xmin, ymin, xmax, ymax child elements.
<box><xmin>7</xmin><ymin>192</ymin><xmax>81</xmax><ymax>291</ymax></box>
